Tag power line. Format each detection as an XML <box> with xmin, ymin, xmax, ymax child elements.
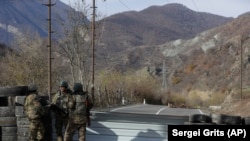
<box><xmin>191</xmin><ymin>0</ymin><xmax>199</xmax><ymax>12</ymax></box>
<box><xmin>118</xmin><ymin>0</ymin><xmax>131</xmax><ymax>11</ymax></box>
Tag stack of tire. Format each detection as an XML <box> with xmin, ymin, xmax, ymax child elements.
<box><xmin>15</xmin><ymin>95</ymin><xmax>30</xmax><ymax>141</ymax></box>
<box><xmin>210</xmin><ymin>113</ymin><xmax>242</xmax><ymax>125</ymax></box>
<box><xmin>0</xmin><ymin>86</ymin><xmax>28</xmax><ymax>141</ymax></box>
<box><xmin>242</xmin><ymin>117</ymin><xmax>250</xmax><ymax>125</ymax></box>
<box><xmin>0</xmin><ymin>86</ymin><xmax>53</xmax><ymax>141</ymax></box>
<box><xmin>184</xmin><ymin>113</ymin><xmax>243</xmax><ymax>125</ymax></box>
<box><xmin>184</xmin><ymin>114</ymin><xmax>214</xmax><ymax>125</ymax></box>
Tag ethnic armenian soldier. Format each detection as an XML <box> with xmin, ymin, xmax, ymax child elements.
<box><xmin>51</xmin><ymin>80</ymin><xmax>73</xmax><ymax>141</ymax></box>
<box><xmin>64</xmin><ymin>82</ymin><xmax>93</xmax><ymax>141</ymax></box>
<box><xmin>23</xmin><ymin>84</ymin><xmax>46</xmax><ymax>141</ymax></box>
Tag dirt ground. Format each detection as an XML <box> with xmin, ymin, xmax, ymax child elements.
<box><xmin>208</xmin><ymin>93</ymin><xmax>250</xmax><ymax>118</ymax></box>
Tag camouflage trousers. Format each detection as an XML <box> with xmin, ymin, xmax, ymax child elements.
<box><xmin>29</xmin><ymin>119</ymin><xmax>45</xmax><ymax>141</ymax></box>
<box><xmin>64</xmin><ymin>120</ymin><xmax>87</xmax><ymax>141</ymax></box>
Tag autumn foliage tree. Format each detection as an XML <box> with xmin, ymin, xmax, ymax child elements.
<box><xmin>0</xmin><ymin>32</ymin><xmax>48</xmax><ymax>94</ymax></box>
<box><xmin>95</xmin><ymin>69</ymin><xmax>161</xmax><ymax>107</ymax></box>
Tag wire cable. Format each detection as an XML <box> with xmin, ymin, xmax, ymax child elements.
<box><xmin>191</xmin><ymin>0</ymin><xmax>199</xmax><ymax>12</ymax></box>
<box><xmin>118</xmin><ymin>0</ymin><xmax>131</xmax><ymax>11</ymax></box>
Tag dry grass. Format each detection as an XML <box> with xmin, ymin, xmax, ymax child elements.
<box><xmin>211</xmin><ymin>88</ymin><xmax>250</xmax><ymax>117</ymax></box>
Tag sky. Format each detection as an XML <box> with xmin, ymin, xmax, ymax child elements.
<box><xmin>61</xmin><ymin>0</ymin><xmax>250</xmax><ymax>18</ymax></box>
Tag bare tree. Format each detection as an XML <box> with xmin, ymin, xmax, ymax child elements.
<box><xmin>56</xmin><ymin>1</ymin><xmax>92</xmax><ymax>90</ymax></box>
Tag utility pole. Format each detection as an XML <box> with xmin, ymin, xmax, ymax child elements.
<box><xmin>91</xmin><ymin>0</ymin><xmax>96</xmax><ymax>104</ymax></box>
<box><xmin>43</xmin><ymin>0</ymin><xmax>55</xmax><ymax>102</ymax></box>
<box><xmin>162</xmin><ymin>60</ymin><xmax>167</xmax><ymax>89</ymax></box>
<box><xmin>240</xmin><ymin>35</ymin><xmax>250</xmax><ymax>100</ymax></box>
<box><xmin>240</xmin><ymin>37</ymin><xmax>243</xmax><ymax>100</ymax></box>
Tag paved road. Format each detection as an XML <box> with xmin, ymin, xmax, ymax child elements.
<box><xmin>109</xmin><ymin>104</ymin><xmax>203</xmax><ymax>116</ymax></box>
<box><xmin>60</xmin><ymin>104</ymin><xmax>203</xmax><ymax>141</ymax></box>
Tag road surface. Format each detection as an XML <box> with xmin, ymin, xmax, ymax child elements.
<box><xmin>60</xmin><ymin>104</ymin><xmax>203</xmax><ymax>141</ymax></box>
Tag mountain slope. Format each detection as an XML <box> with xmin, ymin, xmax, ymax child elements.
<box><xmin>0</xmin><ymin>0</ymin><xmax>72</xmax><ymax>44</ymax></box>
<box><xmin>0</xmin><ymin>2</ymin><xmax>232</xmax><ymax>50</ymax></box>
<box><xmin>111</xmin><ymin>12</ymin><xmax>250</xmax><ymax>106</ymax></box>
<box><xmin>97</xmin><ymin>3</ymin><xmax>233</xmax><ymax>52</ymax></box>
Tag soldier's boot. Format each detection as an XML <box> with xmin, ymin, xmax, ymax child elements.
<box><xmin>57</xmin><ymin>136</ymin><xmax>63</xmax><ymax>141</ymax></box>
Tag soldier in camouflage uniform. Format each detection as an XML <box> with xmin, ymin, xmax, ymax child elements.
<box><xmin>52</xmin><ymin>80</ymin><xmax>73</xmax><ymax>141</ymax></box>
<box><xmin>64</xmin><ymin>83</ymin><xmax>93</xmax><ymax>141</ymax></box>
<box><xmin>24</xmin><ymin>84</ymin><xmax>46</xmax><ymax>141</ymax></box>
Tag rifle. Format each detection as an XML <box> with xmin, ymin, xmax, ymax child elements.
<box><xmin>49</xmin><ymin>104</ymin><xmax>68</xmax><ymax>117</ymax></box>
<box><xmin>87</xmin><ymin>111</ymin><xmax>91</xmax><ymax>126</ymax></box>
<box><xmin>37</xmin><ymin>97</ymin><xmax>68</xmax><ymax>117</ymax></box>
<box><xmin>86</xmin><ymin>96</ymin><xmax>93</xmax><ymax>126</ymax></box>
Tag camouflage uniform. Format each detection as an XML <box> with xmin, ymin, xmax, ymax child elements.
<box><xmin>52</xmin><ymin>80</ymin><xmax>73</xmax><ymax>141</ymax></box>
<box><xmin>64</xmin><ymin>83</ymin><xmax>93</xmax><ymax>141</ymax></box>
<box><xmin>24</xmin><ymin>84</ymin><xmax>45</xmax><ymax>141</ymax></box>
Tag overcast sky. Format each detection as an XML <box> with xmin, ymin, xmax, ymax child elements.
<box><xmin>61</xmin><ymin>0</ymin><xmax>250</xmax><ymax>18</ymax></box>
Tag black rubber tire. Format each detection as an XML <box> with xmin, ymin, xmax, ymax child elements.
<box><xmin>17</xmin><ymin>136</ymin><xmax>29</xmax><ymax>141</ymax></box>
<box><xmin>211</xmin><ymin>113</ymin><xmax>242</xmax><ymax>125</ymax></box>
<box><xmin>15</xmin><ymin>96</ymin><xmax>26</xmax><ymax>106</ymax></box>
<box><xmin>184</xmin><ymin>121</ymin><xmax>215</xmax><ymax>125</ymax></box>
<box><xmin>0</xmin><ymin>86</ymin><xmax>28</xmax><ymax>97</ymax></box>
<box><xmin>0</xmin><ymin>117</ymin><xmax>16</xmax><ymax>126</ymax></box>
<box><xmin>17</xmin><ymin>127</ymin><xmax>29</xmax><ymax>137</ymax></box>
<box><xmin>0</xmin><ymin>135</ymin><xmax>17</xmax><ymax>141</ymax></box>
<box><xmin>0</xmin><ymin>126</ymin><xmax>17</xmax><ymax>136</ymax></box>
<box><xmin>223</xmin><ymin>114</ymin><xmax>242</xmax><ymax>125</ymax></box>
<box><xmin>0</xmin><ymin>106</ymin><xmax>15</xmax><ymax>117</ymax></box>
<box><xmin>189</xmin><ymin>114</ymin><xmax>212</xmax><ymax>123</ymax></box>
<box><xmin>15</xmin><ymin>106</ymin><xmax>26</xmax><ymax>117</ymax></box>
<box><xmin>16</xmin><ymin>117</ymin><xmax>30</xmax><ymax>128</ymax></box>
<box><xmin>243</xmin><ymin>117</ymin><xmax>250</xmax><ymax>125</ymax></box>
<box><xmin>0</xmin><ymin>97</ymin><xmax>8</xmax><ymax>106</ymax></box>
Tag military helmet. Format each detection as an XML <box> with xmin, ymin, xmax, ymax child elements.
<box><xmin>73</xmin><ymin>83</ymin><xmax>83</xmax><ymax>93</ymax></box>
<box><xmin>59</xmin><ymin>80</ymin><xmax>68</xmax><ymax>88</ymax></box>
<box><xmin>28</xmin><ymin>84</ymin><xmax>38</xmax><ymax>92</ymax></box>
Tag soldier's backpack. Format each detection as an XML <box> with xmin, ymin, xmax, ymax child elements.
<box><xmin>73</xmin><ymin>93</ymin><xmax>88</xmax><ymax>116</ymax></box>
